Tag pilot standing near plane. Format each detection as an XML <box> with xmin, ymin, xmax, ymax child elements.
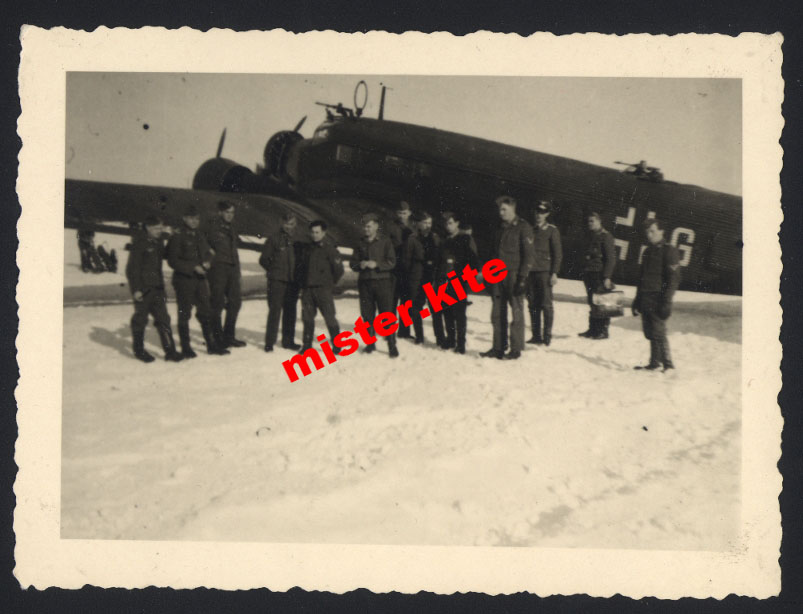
<box><xmin>167</xmin><ymin>204</ymin><xmax>230</xmax><ymax>357</ymax></box>
<box><xmin>579</xmin><ymin>212</ymin><xmax>616</xmax><ymax>340</ymax></box>
<box><xmin>527</xmin><ymin>201</ymin><xmax>562</xmax><ymax>346</ymax></box>
<box><xmin>480</xmin><ymin>195</ymin><xmax>535</xmax><ymax>360</ymax></box>
<box><xmin>438</xmin><ymin>211</ymin><xmax>479</xmax><ymax>354</ymax></box>
<box><xmin>126</xmin><ymin>215</ymin><xmax>183</xmax><ymax>363</ymax></box>
<box><xmin>259</xmin><ymin>212</ymin><xmax>301</xmax><ymax>352</ymax></box>
<box><xmin>298</xmin><ymin>220</ymin><xmax>344</xmax><ymax>353</ymax></box>
<box><xmin>388</xmin><ymin>200</ymin><xmax>415</xmax><ymax>338</ymax></box>
<box><xmin>404</xmin><ymin>211</ymin><xmax>446</xmax><ymax>346</ymax></box>
<box><xmin>631</xmin><ymin>219</ymin><xmax>680</xmax><ymax>371</ymax></box>
<box><xmin>206</xmin><ymin>200</ymin><xmax>245</xmax><ymax>350</ymax></box>
<box><xmin>351</xmin><ymin>213</ymin><xmax>399</xmax><ymax>357</ymax></box>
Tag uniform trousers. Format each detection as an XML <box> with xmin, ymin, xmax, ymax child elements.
<box><xmin>639</xmin><ymin>292</ymin><xmax>672</xmax><ymax>365</ymax></box>
<box><xmin>358</xmin><ymin>278</ymin><xmax>397</xmax><ymax>347</ymax></box>
<box><xmin>491</xmin><ymin>278</ymin><xmax>525</xmax><ymax>353</ymax></box>
<box><xmin>393</xmin><ymin>271</ymin><xmax>411</xmax><ymax>337</ymax></box>
<box><xmin>131</xmin><ymin>287</ymin><xmax>171</xmax><ymax>336</ymax></box>
<box><xmin>583</xmin><ymin>271</ymin><xmax>611</xmax><ymax>332</ymax></box>
<box><xmin>172</xmin><ymin>274</ymin><xmax>212</xmax><ymax>325</ymax></box>
<box><xmin>527</xmin><ymin>271</ymin><xmax>553</xmax><ymax>312</ymax></box>
<box><xmin>410</xmin><ymin>284</ymin><xmax>445</xmax><ymax>343</ymax></box>
<box><xmin>443</xmin><ymin>299</ymin><xmax>468</xmax><ymax>348</ymax></box>
<box><xmin>301</xmin><ymin>286</ymin><xmax>340</xmax><ymax>347</ymax></box>
<box><xmin>265</xmin><ymin>279</ymin><xmax>299</xmax><ymax>347</ymax></box>
<box><xmin>208</xmin><ymin>263</ymin><xmax>242</xmax><ymax>338</ymax></box>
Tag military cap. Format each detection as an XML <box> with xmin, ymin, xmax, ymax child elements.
<box><xmin>217</xmin><ymin>200</ymin><xmax>235</xmax><ymax>211</ymax></box>
<box><xmin>414</xmin><ymin>210</ymin><xmax>432</xmax><ymax>222</ymax></box>
<box><xmin>143</xmin><ymin>215</ymin><xmax>162</xmax><ymax>227</ymax></box>
<box><xmin>397</xmin><ymin>200</ymin><xmax>411</xmax><ymax>211</ymax></box>
<box><xmin>495</xmin><ymin>195</ymin><xmax>517</xmax><ymax>207</ymax></box>
<box><xmin>535</xmin><ymin>201</ymin><xmax>552</xmax><ymax>214</ymax></box>
<box><xmin>361</xmin><ymin>212</ymin><xmax>380</xmax><ymax>224</ymax></box>
<box><xmin>183</xmin><ymin>203</ymin><xmax>200</xmax><ymax>217</ymax></box>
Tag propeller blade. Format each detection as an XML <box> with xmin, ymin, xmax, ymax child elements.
<box><xmin>216</xmin><ymin>128</ymin><xmax>227</xmax><ymax>158</ymax></box>
<box><xmin>293</xmin><ymin>116</ymin><xmax>307</xmax><ymax>133</ymax></box>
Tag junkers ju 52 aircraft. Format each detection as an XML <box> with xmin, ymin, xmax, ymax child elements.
<box><xmin>65</xmin><ymin>81</ymin><xmax>742</xmax><ymax>295</ymax></box>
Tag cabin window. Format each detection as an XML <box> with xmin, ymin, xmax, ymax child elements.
<box><xmin>335</xmin><ymin>144</ymin><xmax>355</xmax><ymax>164</ymax></box>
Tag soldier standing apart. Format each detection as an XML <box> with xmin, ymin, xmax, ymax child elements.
<box><xmin>206</xmin><ymin>200</ymin><xmax>245</xmax><ymax>349</ymax></box>
<box><xmin>631</xmin><ymin>219</ymin><xmax>680</xmax><ymax>371</ymax></box>
<box><xmin>125</xmin><ymin>215</ymin><xmax>183</xmax><ymax>363</ymax></box>
<box><xmin>578</xmin><ymin>212</ymin><xmax>616</xmax><ymax>340</ymax></box>
<box><xmin>404</xmin><ymin>211</ymin><xmax>446</xmax><ymax>346</ymax></box>
<box><xmin>480</xmin><ymin>196</ymin><xmax>535</xmax><ymax>360</ymax></box>
<box><xmin>259</xmin><ymin>213</ymin><xmax>301</xmax><ymax>352</ymax></box>
<box><xmin>526</xmin><ymin>201</ymin><xmax>562</xmax><ymax>346</ymax></box>
<box><xmin>167</xmin><ymin>204</ymin><xmax>230</xmax><ymax>357</ymax></box>
<box><xmin>439</xmin><ymin>211</ymin><xmax>479</xmax><ymax>354</ymax></box>
<box><xmin>298</xmin><ymin>220</ymin><xmax>344</xmax><ymax>353</ymax></box>
<box><xmin>388</xmin><ymin>200</ymin><xmax>415</xmax><ymax>338</ymax></box>
<box><xmin>351</xmin><ymin>213</ymin><xmax>399</xmax><ymax>358</ymax></box>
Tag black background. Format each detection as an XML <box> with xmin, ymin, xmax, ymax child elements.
<box><xmin>1</xmin><ymin>1</ymin><xmax>801</xmax><ymax>612</ymax></box>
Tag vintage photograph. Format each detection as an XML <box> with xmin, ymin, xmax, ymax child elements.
<box><xmin>60</xmin><ymin>72</ymin><xmax>742</xmax><ymax>548</ymax></box>
<box><xmin>15</xmin><ymin>29</ymin><xmax>782</xmax><ymax>596</ymax></box>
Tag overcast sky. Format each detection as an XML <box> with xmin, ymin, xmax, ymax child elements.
<box><xmin>66</xmin><ymin>74</ymin><xmax>741</xmax><ymax>195</ymax></box>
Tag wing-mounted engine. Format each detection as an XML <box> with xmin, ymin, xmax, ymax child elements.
<box><xmin>192</xmin><ymin>158</ymin><xmax>255</xmax><ymax>192</ymax></box>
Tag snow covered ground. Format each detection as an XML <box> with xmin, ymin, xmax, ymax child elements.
<box><xmin>61</xmin><ymin>232</ymin><xmax>742</xmax><ymax>549</ymax></box>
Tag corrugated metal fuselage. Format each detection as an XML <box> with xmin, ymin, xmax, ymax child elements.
<box><xmin>288</xmin><ymin>118</ymin><xmax>742</xmax><ymax>294</ymax></box>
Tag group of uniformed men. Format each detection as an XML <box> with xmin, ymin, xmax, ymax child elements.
<box><xmin>125</xmin><ymin>194</ymin><xmax>680</xmax><ymax>371</ymax></box>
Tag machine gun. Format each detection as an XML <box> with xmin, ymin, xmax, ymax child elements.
<box><xmin>315</xmin><ymin>80</ymin><xmax>369</xmax><ymax>121</ymax></box>
<box><xmin>615</xmin><ymin>160</ymin><xmax>664</xmax><ymax>182</ymax></box>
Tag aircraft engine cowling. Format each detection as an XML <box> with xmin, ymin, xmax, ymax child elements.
<box><xmin>264</xmin><ymin>131</ymin><xmax>303</xmax><ymax>180</ymax></box>
<box><xmin>192</xmin><ymin>158</ymin><xmax>255</xmax><ymax>193</ymax></box>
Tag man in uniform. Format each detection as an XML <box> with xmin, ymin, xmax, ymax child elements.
<box><xmin>167</xmin><ymin>204</ymin><xmax>229</xmax><ymax>357</ymax></box>
<box><xmin>438</xmin><ymin>211</ymin><xmax>479</xmax><ymax>354</ymax></box>
<box><xmin>631</xmin><ymin>219</ymin><xmax>680</xmax><ymax>371</ymax></box>
<box><xmin>125</xmin><ymin>215</ymin><xmax>183</xmax><ymax>363</ymax></box>
<box><xmin>206</xmin><ymin>200</ymin><xmax>245</xmax><ymax>349</ymax></box>
<box><xmin>578</xmin><ymin>212</ymin><xmax>616</xmax><ymax>340</ymax></box>
<box><xmin>404</xmin><ymin>211</ymin><xmax>445</xmax><ymax>346</ymax></box>
<box><xmin>259</xmin><ymin>212</ymin><xmax>301</xmax><ymax>352</ymax></box>
<box><xmin>350</xmin><ymin>213</ymin><xmax>399</xmax><ymax>358</ymax></box>
<box><xmin>298</xmin><ymin>220</ymin><xmax>344</xmax><ymax>352</ymax></box>
<box><xmin>387</xmin><ymin>200</ymin><xmax>415</xmax><ymax>338</ymax></box>
<box><xmin>526</xmin><ymin>201</ymin><xmax>562</xmax><ymax>346</ymax></box>
<box><xmin>480</xmin><ymin>195</ymin><xmax>535</xmax><ymax>360</ymax></box>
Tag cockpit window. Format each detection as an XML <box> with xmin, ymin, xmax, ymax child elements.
<box><xmin>313</xmin><ymin>126</ymin><xmax>332</xmax><ymax>141</ymax></box>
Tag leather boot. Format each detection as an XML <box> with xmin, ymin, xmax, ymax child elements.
<box><xmin>178</xmin><ymin>322</ymin><xmax>196</xmax><ymax>359</ymax></box>
<box><xmin>132</xmin><ymin>329</ymin><xmax>155</xmax><ymax>363</ymax></box>
<box><xmin>201</xmin><ymin>320</ymin><xmax>229</xmax><ymax>355</ymax></box>
<box><xmin>388</xmin><ymin>337</ymin><xmax>399</xmax><ymax>358</ymax></box>
<box><xmin>578</xmin><ymin>314</ymin><xmax>594</xmax><ymax>337</ymax></box>
<box><xmin>635</xmin><ymin>339</ymin><xmax>661</xmax><ymax>370</ymax></box>
<box><xmin>542</xmin><ymin>308</ymin><xmax>553</xmax><ymax>346</ymax></box>
<box><xmin>527</xmin><ymin>309</ymin><xmax>543</xmax><ymax>344</ymax></box>
<box><xmin>660</xmin><ymin>338</ymin><xmax>675</xmax><ymax>371</ymax></box>
<box><xmin>592</xmin><ymin>319</ymin><xmax>609</xmax><ymax>340</ymax></box>
<box><xmin>157</xmin><ymin>325</ymin><xmax>183</xmax><ymax>362</ymax></box>
<box><xmin>211</xmin><ymin>317</ymin><xmax>227</xmax><ymax>349</ymax></box>
<box><xmin>223</xmin><ymin>315</ymin><xmax>246</xmax><ymax>348</ymax></box>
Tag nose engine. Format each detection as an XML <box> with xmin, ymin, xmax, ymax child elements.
<box><xmin>263</xmin><ymin>130</ymin><xmax>303</xmax><ymax>180</ymax></box>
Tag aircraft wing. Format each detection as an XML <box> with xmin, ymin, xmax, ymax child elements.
<box><xmin>64</xmin><ymin>179</ymin><xmax>376</xmax><ymax>251</ymax></box>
